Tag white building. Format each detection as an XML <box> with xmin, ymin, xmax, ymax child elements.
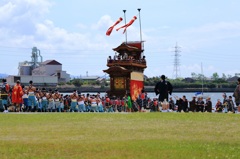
<box><xmin>8</xmin><ymin>60</ymin><xmax>70</xmax><ymax>86</ymax></box>
<box><xmin>7</xmin><ymin>75</ymin><xmax>58</xmax><ymax>86</ymax></box>
<box><xmin>32</xmin><ymin>60</ymin><xmax>70</xmax><ymax>83</ymax></box>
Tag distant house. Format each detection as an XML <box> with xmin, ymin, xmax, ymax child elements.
<box><xmin>182</xmin><ymin>77</ymin><xmax>195</xmax><ymax>83</ymax></box>
<box><xmin>144</xmin><ymin>75</ymin><xmax>148</xmax><ymax>81</ymax></box>
<box><xmin>32</xmin><ymin>60</ymin><xmax>70</xmax><ymax>83</ymax></box>
<box><xmin>227</xmin><ymin>76</ymin><xmax>239</xmax><ymax>83</ymax></box>
<box><xmin>79</xmin><ymin>76</ymin><xmax>101</xmax><ymax>83</ymax></box>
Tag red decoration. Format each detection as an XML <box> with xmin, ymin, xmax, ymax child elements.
<box><xmin>106</xmin><ymin>17</ymin><xmax>123</xmax><ymax>36</ymax></box>
<box><xmin>116</xmin><ymin>16</ymin><xmax>137</xmax><ymax>34</ymax></box>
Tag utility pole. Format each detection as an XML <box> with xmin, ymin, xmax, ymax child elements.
<box><xmin>172</xmin><ymin>43</ymin><xmax>181</xmax><ymax>79</ymax></box>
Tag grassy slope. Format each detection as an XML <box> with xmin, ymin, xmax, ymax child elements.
<box><xmin>0</xmin><ymin>113</ymin><xmax>240</xmax><ymax>159</ymax></box>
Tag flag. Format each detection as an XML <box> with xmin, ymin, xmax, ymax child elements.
<box><xmin>116</xmin><ymin>16</ymin><xmax>137</xmax><ymax>34</ymax></box>
<box><xmin>106</xmin><ymin>17</ymin><xmax>123</xmax><ymax>36</ymax></box>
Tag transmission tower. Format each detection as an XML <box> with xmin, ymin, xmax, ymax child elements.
<box><xmin>172</xmin><ymin>43</ymin><xmax>181</xmax><ymax>79</ymax></box>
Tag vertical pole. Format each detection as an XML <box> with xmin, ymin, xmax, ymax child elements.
<box><xmin>123</xmin><ymin>10</ymin><xmax>127</xmax><ymax>44</ymax></box>
<box><xmin>137</xmin><ymin>9</ymin><xmax>142</xmax><ymax>43</ymax></box>
<box><xmin>201</xmin><ymin>62</ymin><xmax>204</xmax><ymax>95</ymax></box>
<box><xmin>138</xmin><ymin>8</ymin><xmax>143</xmax><ymax>56</ymax></box>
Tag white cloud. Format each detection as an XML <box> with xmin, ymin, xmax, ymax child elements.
<box><xmin>134</xmin><ymin>20</ymin><xmax>240</xmax><ymax>78</ymax></box>
<box><xmin>0</xmin><ymin>0</ymin><xmax>53</xmax><ymax>45</ymax></box>
<box><xmin>75</xmin><ymin>23</ymin><xmax>87</xmax><ymax>30</ymax></box>
<box><xmin>0</xmin><ymin>0</ymin><xmax>52</xmax><ymax>24</ymax></box>
<box><xmin>91</xmin><ymin>15</ymin><xmax>113</xmax><ymax>30</ymax></box>
<box><xmin>0</xmin><ymin>1</ymin><xmax>16</xmax><ymax>22</ymax></box>
<box><xmin>176</xmin><ymin>21</ymin><xmax>240</xmax><ymax>53</ymax></box>
<box><xmin>0</xmin><ymin>1</ymin><xmax>110</xmax><ymax>51</ymax></box>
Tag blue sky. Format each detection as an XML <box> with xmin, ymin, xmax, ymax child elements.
<box><xmin>0</xmin><ymin>0</ymin><xmax>240</xmax><ymax>79</ymax></box>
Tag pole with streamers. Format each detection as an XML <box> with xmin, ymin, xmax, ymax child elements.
<box><xmin>137</xmin><ymin>8</ymin><xmax>144</xmax><ymax>56</ymax></box>
<box><xmin>123</xmin><ymin>10</ymin><xmax>127</xmax><ymax>44</ymax></box>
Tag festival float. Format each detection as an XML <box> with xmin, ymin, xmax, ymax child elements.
<box><xmin>103</xmin><ymin>9</ymin><xmax>147</xmax><ymax>100</ymax></box>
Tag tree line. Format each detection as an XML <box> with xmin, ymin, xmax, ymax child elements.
<box><xmin>66</xmin><ymin>72</ymin><xmax>237</xmax><ymax>89</ymax></box>
<box><xmin>144</xmin><ymin>72</ymin><xmax>236</xmax><ymax>89</ymax></box>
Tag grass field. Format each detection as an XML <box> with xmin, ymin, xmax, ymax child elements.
<box><xmin>0</xmin><ymin>112</ymin><xmax>240</xmax><ymax>159</ymax></box>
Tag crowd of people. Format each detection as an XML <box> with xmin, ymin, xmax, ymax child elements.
<box><xmin>0</xmin><ymin>79</ymin><xmax>134</xmax><ymax>113</ymax></box>
<box><xmin>0</xmin><ymin>76</ymin><xmax>240</xmax><ymax>113</ymax></box>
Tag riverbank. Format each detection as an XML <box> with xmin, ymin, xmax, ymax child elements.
<box><xmin>52</xmin><ymin>85</ymin><xmax>235</xmax><ymax>93</ymax></box>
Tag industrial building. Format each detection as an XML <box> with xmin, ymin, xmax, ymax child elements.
<box><xmin>7</xmin><ymin>47</ymin><xmax>70</xmax><ymax>86</ymax></box>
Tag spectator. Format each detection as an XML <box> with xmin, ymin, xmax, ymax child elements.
<box><xmin>222</xmin><ymin>93</ymin><xmax>228</xmax><ymax>113</ymax></box>
<box><xmin>189</xmin><ymin>96</ymin><xmax>197</xmax><ymax>112</ymax></box>
<box><xmin>169</xmin><ymin>97</ymin><xmax>175</xmax><ymax>111</ymax></box>
<box><xmin>227</xmin><ymin>96</ymin><xmax>235</xmax><ymax>113</ymax></box>
<box><xmin>1</xmin><ymin>79</ymin><xmax>10</xmax><ymax>113</ymax></box>
<box><xmin>26</xmin><ymin>80</ymin><xmax>37</xmax><ymax>112</ymax></box>
<box><xmin>233</xmin><ymin>78</ymin><xmax>240</xmax><ymax>113</ymax></box>
<box><xmin>196</xmin><ymin>97</ymin><xmax>204</xmax><ymax>112</ymax></box>
<box><xmin>11</xmin><ymin>80</ymin><xmax>23</xmax><ymax>112</ymax></box>
<box><xmin>154</xmin><ymin>75</ymin><xmax>173</xmax><ymax>102</ymax></box>
<box><xmin>126</xmin><ymin>93</ymin><xmax>132</xmax><ymax>112</ymax></box>
<box><xmin>182</xmin><ymin>95</ymin><xmax>188</xmax><ymax>112</ymax></box>
<box><xmin>205</xmin><ymin>97</ymin><xmax>212</xmax><ymax>113</ymax></box>
<box><xmin>215</xmin><ymin>99</ymin><xmax>223</xmax><ymax>112</ymax></box>
<box><xmin>150</xmin><ymin>98</ymin><xmax>159</xmax><ymax>112</ymax></box>
<box><xmin>70</xmin><ymin>90</ymin><xmax>78</xmax><ymax>112</ymax></box>
<box><xmin>137</xmin><ymin>89</ymin><xmax>148</xmax><ymax>111</ymax></box>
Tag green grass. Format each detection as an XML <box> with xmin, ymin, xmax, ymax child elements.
<box><xmin>0</xmin><ymin>112</ymin><xmax>240</xmax><ymax>159</ymax></box>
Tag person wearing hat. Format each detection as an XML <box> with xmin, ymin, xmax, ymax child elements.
<box><xmin>11</xmin><ymin>80</ymin><xmax>23</xmax><ymax>112</ymax></box>
<box><xmin>154</xmin><ymin>75</ymin><xmax>173</xmax><ymax>102</ymax></box>
<box><xmin>233</xmin><ymin>78</ymin><xmax>240</xmax><ymax>113</ymax></box>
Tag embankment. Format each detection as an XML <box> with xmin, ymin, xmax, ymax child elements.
<box><xmin>53</xmin><ymin>86</ymin><xmax>234</xmax><ymax>93</ymax></box>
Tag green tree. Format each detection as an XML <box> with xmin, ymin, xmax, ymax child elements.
<box><xmin>72</xmin><ymin>79</ymin><xmax>83</xmax><ymax>87</ymax></box>
<box><xmin>222</xmin><ymin>73</ymin><xmax>227</xmax><ymax>81</ymax></box>
<box><xmin>227</xmin><ymin>74</ymin><xmax>232</xmax><ymax>79</ymax></box>
<box><xmin>191</xmin><ymin>72</ymin><xmax>197</xmax><ymax>79</ymax></box>
<box><xmin>212</xmin><ymin>72</ymin><xmax>219</xmax><ymax>81</ymax></box>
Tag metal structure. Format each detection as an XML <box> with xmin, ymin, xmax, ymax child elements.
<box><xmin>31</xmin><ymin>47</ymin><xmax>43</xmax><ymax>69</ymax></box>
<box><xmin>172</xmin><ymin>43</ymin><xmax>181</xmax><ymax>79</ymax></box>
<box><xmin>18</xmin><ymin>47</ymin><xmax>43</xmax><ymax>75</ymax></box>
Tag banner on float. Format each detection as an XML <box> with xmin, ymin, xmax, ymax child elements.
<box><xmin>130</xmin><ymin>72</ymin><xmax>144</xmax><ymax>101</ymax></box>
